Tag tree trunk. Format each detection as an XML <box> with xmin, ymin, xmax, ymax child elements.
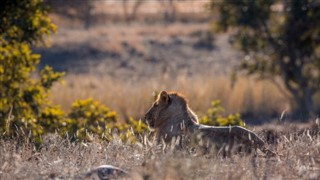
<box><xmin>292</xmin><ymin>87</ymin><xmax>313</xmax><ymax>121</ymax></box>
<box><xmin>84</xmin><ymin>3</ymin><xmax>93</xmax><ymax>29</ymax></box>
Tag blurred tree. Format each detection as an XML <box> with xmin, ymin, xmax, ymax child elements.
<box><xmin>0</xmin><ymin>0</ymin><xmax>64</xmax><ymax>138</ymax></box>
<box><xmin>158</xmin><ymin>0</ymin><xmax>177</xmax><ymax>23</ymax></box>
<box><xmin>44</xmin><ymin>0</ymin><xmax>94</xmax><ymax>29</ymax></box>
<box><xmin>209</xmin><ymin>0</ymin><xmax>320</xmax><ymax>119</ymax></box>
<box><xmin>122</xmin><ymin>0</ymin><xmax>144</xmax><ymax>23</ymax></box>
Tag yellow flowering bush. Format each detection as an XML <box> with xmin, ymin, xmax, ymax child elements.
<box><xmin>0</xmin><ymin>42</ymin><xmax>64</xmax><ymax>139</ymax></box>
<box><xmin>67</xmin><ymin>99</ymin><xmax>117</xmax><ymax>141</ymax></box>
<box><xmin>66</xmin><ymin>99</ymin><xmax>149</xmax><ymax>142</ymax></box>
<box><xmin>200</xmin><ymin>100</ymin><xmax>244</xmax><ymax>126</ymax></box>
<box><xmin>0</xmin><ymin>0</ymin><xmax>63</xmax><ymax>141</ymax></box>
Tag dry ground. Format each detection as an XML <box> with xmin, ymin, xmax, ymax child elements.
<box><xmin>1</xmin><ymin>122</ymin><xmax>319</xmax><ymax>179</ymax></box>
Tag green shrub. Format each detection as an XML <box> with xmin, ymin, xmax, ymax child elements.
<box><xmin>67</xmin><ymin>98</ymin><xmax>117</xmax><ymax>141</ymax></box>
<box><xmin>199</xmin><ymin>100</ymin><xmax>244</xmax><ymax>126</ymax></box>
<box><xmin>0</xmin><ymin>0</ymin><xmax>63</xmax><ymax>141</ymax></box>
<box><xmin>40</xmin><ymin>105</ymin><xmax>67</xmax><ymax>133</ymax></box>
<box><xmin>65</xmin><ymin>99</ymin><xmax>148</xmax><ymax>143</ymax></box>
<box><xmin>0</xmin><ymin>42</ymin><xmax>64</xmax><ymax>138</ymax></box>
<box><xmin>66</xmin><ymin>98</ymin><xmax>149</xmax><ymax>143</ymax></box>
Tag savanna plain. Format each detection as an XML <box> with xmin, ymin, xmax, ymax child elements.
<box><xmin>1</xmin><ymin>1</ymin><xmax>320</xmax><ymax>179</ymax></box>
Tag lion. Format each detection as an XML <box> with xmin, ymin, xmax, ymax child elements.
<box><xmin>144</xmin><ymin>91</ymin><xmax>276</xmax><ymax>156</ymax></box>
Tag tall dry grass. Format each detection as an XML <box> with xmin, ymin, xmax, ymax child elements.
<box><xmin>49</xmin><ymin>73</ymin><xmax>288</xmax><ymax>123</ymax></box>
<box><xmin>1</xmin><ymin>123</ymin><xmax>319</xmax><ymax>179</ymax></box>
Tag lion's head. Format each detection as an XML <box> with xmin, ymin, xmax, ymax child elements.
<box><xmin>144</xmin><ymin>91</ymin><xmax>195</xmax><ymax>130</ymax></box>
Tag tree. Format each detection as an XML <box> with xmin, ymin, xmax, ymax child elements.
<box><xmin>158</xmin><ymin>0</ymin><xmax>177</xmax><ymax>23</ymax></box>
<box><xmin>209</xmin><ymin>0</ymin><xmax>320</xmax><ymax>119</ymax></box>
<box><xmin>121</xmin><ymin>0</ymin><xmax>144</xmax><ymax>23</ymax></box>
<box><xmin>44</xmin><ymin>0</ymin><xmax>95</xmax><ymax>29</ymax></box>
<box><xmin>0</xmin><ymin>0</ymin><xmax>64</xmax><ymax>138</ymax></box>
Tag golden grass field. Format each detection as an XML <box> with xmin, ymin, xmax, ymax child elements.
<box><xmin>49</xmin><ymin>74</ymin><xmax>288</xmax><ymax>123</ymax></box>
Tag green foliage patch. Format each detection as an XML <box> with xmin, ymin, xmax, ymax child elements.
<box><xmin>67</xmin><ymin>98</ymin><xmax>117</xmax><ymax>141</ymax></box>
<box><xmin>0</xmin><ymin>42</ymin><xmax>65</xmax><ymax>138</ymax></box>
<box><xmin>200</xmin><ymin>100</ymin><xmax>244</xmax><ymax>127</ymax></box>
<box><xmin>66</xmin><ymin>98</ymin><xmax>149</xmax><ymax>143</ymax></box>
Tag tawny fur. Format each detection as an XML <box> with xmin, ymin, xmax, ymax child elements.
<box><xmin>144</xmin><ymin>91</ymin><xmax>276</xmax><ymax>156</ymax></box>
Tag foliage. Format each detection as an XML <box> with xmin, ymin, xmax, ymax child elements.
<box><xmin>209</xmin><ymin>0</ymin><xmax>320</xmax><ymax>118</ymax></box>
<box><xmin>40</xmin><ymin>105</ymin><xmax>66</xmax><ymax>133</ymax></box>
<box><xmin>0</xmin><ymin>42</ymin><xmax>64</xmax><ymax>138</ymax></box>
<box><xmin>0</xmin><ymin>0</ymin><xmax>64</xmax><ymax>139</ymax></box>
<box><xmin>67</xmin><ymin>99</ymin><xmax>117</xmax><ymax>141</ymax></box>
<box><xmin>66</xmin><ymin>98</ymin><xmax>149</xmax><ymax>142</ymax></box>
<box><xmin>200</xmin><ymin>100</ymin><xmax>244</xmax><ymax>126</ymax></box>
<box><xmin>0</xmin><ymin>0</ymin><xmax>56</xmax><ymax>45</ymax></box>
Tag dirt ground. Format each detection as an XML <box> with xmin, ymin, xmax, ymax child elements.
<box><xmin>37</xmin><ymin>22</ymin><xmax>241</xmax><ymax>81</ymax></box>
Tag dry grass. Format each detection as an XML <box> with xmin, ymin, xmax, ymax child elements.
<box><xmin>49</xmin><ymin>74</ymin><xmax>288</xmax><ymax>122</ymax></box>
<box><xmin>49</xmin><ymin>0</ymin><xmax>212</xmax><ymax>26</ymax></box>
<box><xmin>50</xmin><ymin>22</ymin><xmax>210</xmax><ymax>56</ymax></box>
<box><xmin>92</xmin><ymin>0</ymin><xmax>209</xmax><ymax>15</ymax></box>
<box><xmin>1</xmin><ymin>122</ymin><xmax>319</xmax><ymax>179</ymax></box>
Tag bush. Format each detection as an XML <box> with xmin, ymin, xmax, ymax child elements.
<box><xmin>0</xmin><ymin>0</ymin><xmax>63</xmax><ymax>141</ymax></box>
<box><xmin>40</xmin><ymin>105</ymin><xmax>67</xmax><ymax>133</ymax></box>
<box><xmin>0</xmin><ymin>42</ymin><xmax>64</xmax><ymax>138</ymax></box>
<box><xmin>65</xmin><ymin>98</ymin><xmax>149</xmax><ymax>143</ymax></box>
<box><xmin>66</xmin><ymin>98</ymin><xmax>117</xmax><ymax>141</ymax></box>
<box><xmin>199</xmin><ymin>100</ymin><xmax>244</xmax><ymax>126</ymax></box>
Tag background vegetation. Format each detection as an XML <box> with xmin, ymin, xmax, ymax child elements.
<box><xmin>209</xmin><ymin>0</ymin><xmax>320</xmax><ymax>119</ymax></box>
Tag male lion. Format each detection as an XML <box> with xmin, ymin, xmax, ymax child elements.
<box><xmin>144</xmin><ymin>91</ymin><xmax>276</xmax><ymax>156</ymax></box>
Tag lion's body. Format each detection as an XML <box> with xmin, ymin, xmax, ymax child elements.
<box><xmin>190</xmin><ymin>125</ymin><xmax>266</xmax><ymax>155</ymax></box>
<box><xmin>144</xmin><ymin>91</ymin><xmax>275</xmax><ymax>156</ymax></box>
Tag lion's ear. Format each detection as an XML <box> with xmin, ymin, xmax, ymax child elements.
<box><xmin>159</xmin><ymin>91</ymin><xmax>169</xmax><ymax>104</ymax></box>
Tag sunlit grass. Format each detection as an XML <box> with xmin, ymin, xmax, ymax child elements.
<box><xmin>49</xmin><ymin>74</ymin><xmax>289</xmax><ymax>123</ymax></box>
